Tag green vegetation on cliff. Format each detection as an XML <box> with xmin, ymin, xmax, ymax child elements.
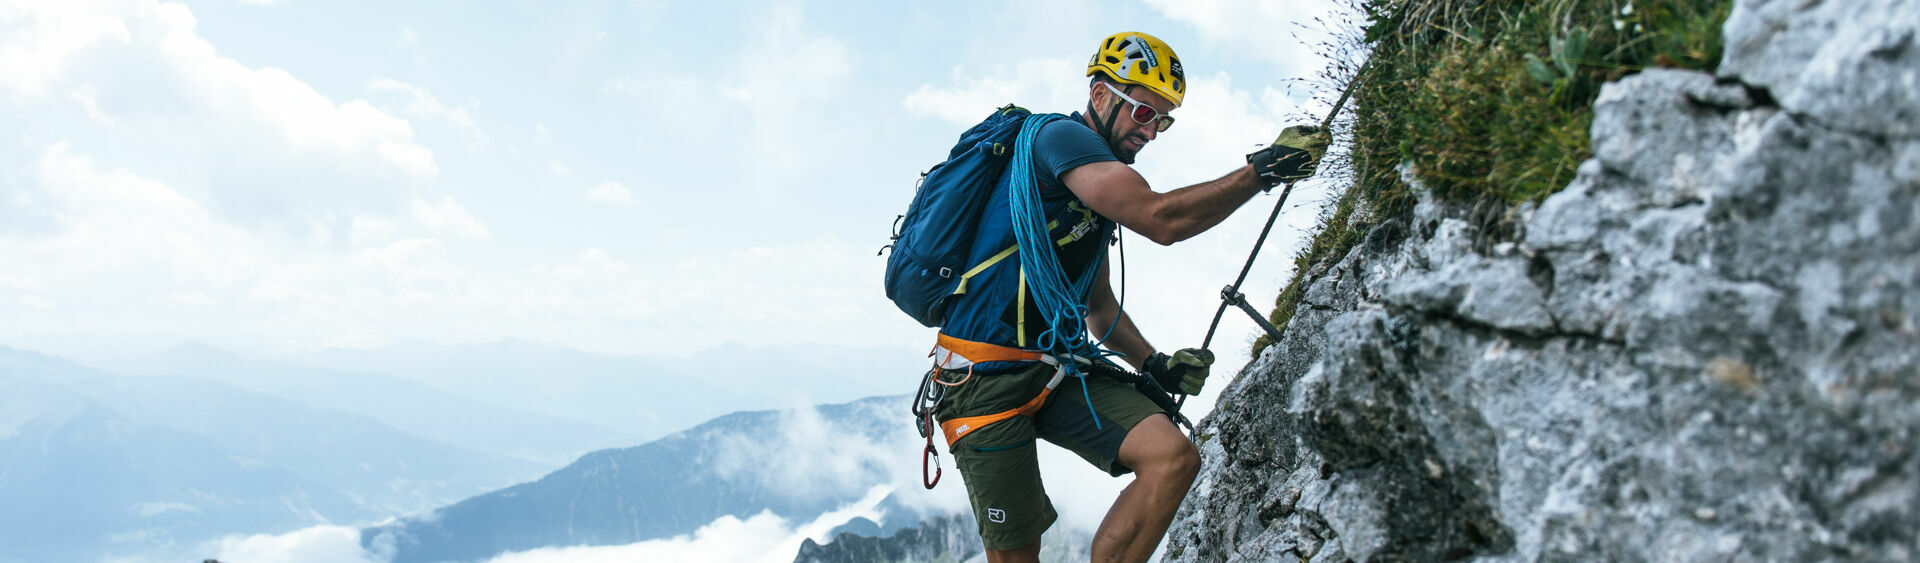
<box><xmin>1257</xmin><ymin>0</ymin><xmax>1733</xmax><ymax>354</ymax></box>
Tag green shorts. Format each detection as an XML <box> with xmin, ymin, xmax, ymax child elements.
<box><xmin>933</xmin><ymin>361</ymin><xmax>1167</xmax><ymax>551</ymax></box>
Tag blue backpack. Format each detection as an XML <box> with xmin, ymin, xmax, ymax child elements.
<box><xmin>885</xmin><ymin>105</ymin><xmax>1063</xmax><ymax>327</ymax></box>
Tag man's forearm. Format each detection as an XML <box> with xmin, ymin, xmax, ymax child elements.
<box><xmin>1086</xmin><ymin>261</ymin><xmax>1156</xmax><ymax>370</ymax></box>
<box><xmin>1088</xmin><ymin>309</ymin><xmax>1154</xmax><ymax>371</ymax></box>
<box><xmin>1144</xmin><ymin>165</ymin><xmax>1265</xmax><ymax>244</ymax></box>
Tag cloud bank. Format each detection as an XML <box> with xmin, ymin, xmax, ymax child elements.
<box><xmin>205</xmin><ymin>525</ymin><xmax>383</xmax><ymax>563</ymax></box>
<box><xmin>488</xmin><ymin>486</ymin><xmax>891</xmax><ymax>563</ymax></box>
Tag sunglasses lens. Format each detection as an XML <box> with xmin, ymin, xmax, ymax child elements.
<box><xmin>1155</xmin><ymin>116</ymin><xmax>1174</xmax><ymax>132</ymax></box>
<box><xmin>1130</xmin><ymin>103</ymin><xmax>1156</xmax><ymax>125</ymax></box>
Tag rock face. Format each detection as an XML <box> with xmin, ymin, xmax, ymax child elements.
<box><xmin>792</xmin><ymin>514</ymin><xmax>981</xmax><ymax>563</ymax></box>
<box><xmin>791</xmin><ymin>513</ymin><xmax>1093</xmax><ymax>563</ymax></box>
<box><xmin>1165</xmin><ymin>0</ymin><xmax>1918</xmax><ymax>561</ymax></box>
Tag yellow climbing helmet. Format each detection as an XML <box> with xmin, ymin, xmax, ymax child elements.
<box><xmin>1086</xmin><ymin>32</ymin><xmax>1186</xmax><ymax>107</ymax></box>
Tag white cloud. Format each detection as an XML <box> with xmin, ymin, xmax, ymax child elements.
<box><xmin>0</xmin><ymin>0</ymin><xmax>436</xmax><ymax>229</ymax></box>
<box><xmin>208</xmin><ymin>525</ymin><xmax>383</xmax><ymax>563</ymax></box>
<box><xmin>700</xmin><ymin>400</ymin><xmax>1127</xmax><ymax>552</ymax></box>
<box><xmin>168</xmin><ymin>290</ymin><xmax>216</xmax><ymax>308</ymax></box>
<box><xmin>408</xmin><ymin>196</ymin><xmax>490</xmax><ymax>239</ymax></box>
<box><xmin>583</xmin><ymin>181</ymin><xmax>635</xmax><ymax>206</ymax></box>
<box><xmin>718</xmin><ymin>2</ymin><xmax>857</xmax><ymax>188</ymax></box>
<box><xmin>66</xmin><ymin>82</ymin><xmax>112</xmax><ymax>124</ymax></box>
<box><xmin>0</xmin><ymin>0</ymin><xmax>1335</xmax><ymax>383</ymax></box>
<box><xmin>0</xmin><ymin>139</ymin><xmax>930</xmax><ymax>357</ymax></box>
<box><xmin>0</xmin><ymin>0</ymin><xmax>134</xmax><ymax>99</ymax></box>
<box><xmin>369</xmin><ymin>78</ymin><xmax>485</xmax><ymax>149</ymax></box>
<box><xmin>350</xmin><ymin>215</ymin><xmax>401</xmax><ymax>247</ymax></box>
<box><xmin>489</xmin><ymin>487</ymin><xmax>891</xmax><ymax>563</ymax></box>
<box><xmin>0</xmin><ymin>143</ymin><xmax>484</xmax><ymax>352</ymax></box>
<box><xmin>903</xmin><ymin>57</ymin><xmax>1085</xmax><ymax>125</ymax></box>
<box><xmin>24</xmin><ymin>141</ymin><xmax>231</xmax><ymax>268</ymax></box>
<box><xmin>709</xmin><ymin>401</ymin><xmax>905</xmax><ymax>503</ymax></box>
<box><xmin>1142</xmin><ymin>0</ymin><xmax>1344</xmax><ymax>76</ymax></box>
<box><xmin>149</xmin><ymin>5</ymin><xmax>436</xmax><ymax>179</ymax></box>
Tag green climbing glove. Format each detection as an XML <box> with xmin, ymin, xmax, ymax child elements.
<box><xmin>1145</xmin><ymin>348</ymin><xmax>1215</xmax><ymax>395</ymax></box>
<box><xmin>1247</xmin><ymin>125</ymin><xmax>1332</xmax><ymax>188</ymax></box>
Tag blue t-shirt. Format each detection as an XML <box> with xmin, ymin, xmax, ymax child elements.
<box><xmin>939</xmin><ymin>113</ymin><xmax>1118</xmax><ymax>364</ymax></box>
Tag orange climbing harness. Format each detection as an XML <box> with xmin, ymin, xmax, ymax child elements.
<box><xmin>915</xmin><ymin>333</ymin><xmax>1068</xmax><ymax>489</ymax></box>
<box><xmin>927</xmin><ymin>334</ymin><xmax>1067</xmax><ymax>446</ymax></box>
<box><xmin>912</xmin><ymin>333</ymin><xmax>1183</xmax><ymax>489</ymax></box>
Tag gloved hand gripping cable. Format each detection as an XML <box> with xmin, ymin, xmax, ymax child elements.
<box><xmin>1175</xmin><ymin>55</ymin><xmax>1372</xmax><ymax>424</ymax></box>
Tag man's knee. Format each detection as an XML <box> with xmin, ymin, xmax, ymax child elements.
<box><xmin>1176</xmin><ymin>437</ymin><xmax>1200</xmax><ymax>472</ymax></box>
<box><xmin>1119</xmin><ymin>415</ymin><xmax>1201</xmax><ymax>479</ymax></box>
<box><xmin>1157</xmin><ymin>435</ymin><xmax>1200</xmax><ymax>482</ymax></box>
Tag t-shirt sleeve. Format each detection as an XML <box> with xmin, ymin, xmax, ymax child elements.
<box><xmin>1032</xmin><ymin>120</ymin><xmax>1118</xmax><ymax>196</ymax></box>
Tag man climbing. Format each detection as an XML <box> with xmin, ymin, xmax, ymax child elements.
<box><xmin>926</xmin><ymin>32</ymin><xmax>1329</xmax><ymax>562</ymax></box>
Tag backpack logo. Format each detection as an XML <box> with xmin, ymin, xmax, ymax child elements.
<box><xmin>987</xmin><ymin>508</ymin><xmax>1007</xmax><ymax>523</ymax></box>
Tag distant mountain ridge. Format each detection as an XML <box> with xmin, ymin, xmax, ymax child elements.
<box><xmin>289</xmin><ymin>339</ymin><xmax>932</xmax><ymax>438</ymax></box>
<box><xmin>129</xmin><ymin>341</ymin><xmax>638</xmax><ymax>465</ymax></box>
<box><xmin>364</xmin><ymin>395</ymin><xmax>916</xmax><ymax>563</ymax></box>
<box><xmin>0</xmin><ymin>345</ymin><xmax>542</xmax><ymax>563</ymax></box>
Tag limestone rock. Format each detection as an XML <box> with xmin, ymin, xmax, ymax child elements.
<box><xmin>1166</xmin><ymin>0</ymin><xmax>1919</xmax><ymax>560</ymax></box>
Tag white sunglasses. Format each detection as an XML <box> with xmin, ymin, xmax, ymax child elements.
<box><xmin>1102</xmin><ymin>82</ymin><xmax>1175</xmax><ymax>132</ymax></box>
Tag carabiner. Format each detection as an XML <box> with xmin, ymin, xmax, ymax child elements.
<box><xmin>922</xmin><ymin>442</ymin><xmax>942</xmax><ymax>489</ymax></box>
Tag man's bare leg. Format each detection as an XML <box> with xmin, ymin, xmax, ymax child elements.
<box><xmin>985</xmin><ymin>538</ymin><xmax>1042</xmax><ymax>563</ymax></box>
<box><xmin>1091</xmin><ymin>414</ymin><xmax>1201</xmax><ymax>562</ymax></box>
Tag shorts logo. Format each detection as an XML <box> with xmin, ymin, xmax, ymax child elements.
<box><xmin>956</xmin><ymin>424</ymin><xmax>971</xmax><ymax>435</ymax></box>
<box><xmin>987</xmin><ymin>508</ymin><xmax>1007</xmax><ymax>523</ymax></box>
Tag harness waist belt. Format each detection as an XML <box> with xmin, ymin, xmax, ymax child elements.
<box><xmin>929</xmin><ymin>334</ymin><xmax>1066</xmax><ymax>446</ymax></box>
<box><xmin>930</xmin><ymin>333</ymin><xmax>1047</xmax><ymax>370</ymax></box>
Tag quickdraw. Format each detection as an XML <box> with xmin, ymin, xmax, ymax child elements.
<box><xmin>922</xmin><ymin>426</ymin><xmax>942</xmax><ymax>489</ymax></box>
<box><xmin>911</xmin><ymin>366</ymin><xmax>947</xmax><ymax>489</ymax></box>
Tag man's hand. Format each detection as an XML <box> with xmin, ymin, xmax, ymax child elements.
<box><xmin>1247</xmin><ymin>125</ymin><xmax>1332</xmax><ymax>187</ymax></box>
<box><xmin>1146</xmin><ymin>348</ymin><xmax>1214</xmax><ymax>395</ymax></box>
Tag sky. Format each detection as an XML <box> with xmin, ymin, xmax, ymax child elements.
<box><xmin>4</xmin><ymin>0</ymin><xmax>1353</xmax><ymax>559</ymax></box>
<box><xmin>1</xmin><ymin>0</ymin><xmax>1346</xmax><ymax>369</ymax></box>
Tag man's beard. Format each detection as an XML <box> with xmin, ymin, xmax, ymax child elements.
<box><xmin>1109</xmin><ymin>132</ymin><xmax>1146</xmax><ymax>164</ymax></box>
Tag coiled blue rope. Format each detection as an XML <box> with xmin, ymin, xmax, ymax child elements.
<box><xmin>1009</xmin><ymin>113</ymin><xmax>1109</xmax><ymax>427</ymax></box>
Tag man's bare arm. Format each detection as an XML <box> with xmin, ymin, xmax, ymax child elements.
<box><xmin>1060</xmin><ymin>161</ymin><xmax>1266</xmax><ymax>246</ymax></box>
<box><xmin>1085</xmin><ymin>260</ymin><xmax>1154</xmax><ymax>371</ymax></box>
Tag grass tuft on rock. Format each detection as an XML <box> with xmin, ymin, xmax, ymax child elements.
<box><xmin>1255</xmin><ymin>0</ymin><xmax>1732</xmax><ymax>356</ymax></box>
